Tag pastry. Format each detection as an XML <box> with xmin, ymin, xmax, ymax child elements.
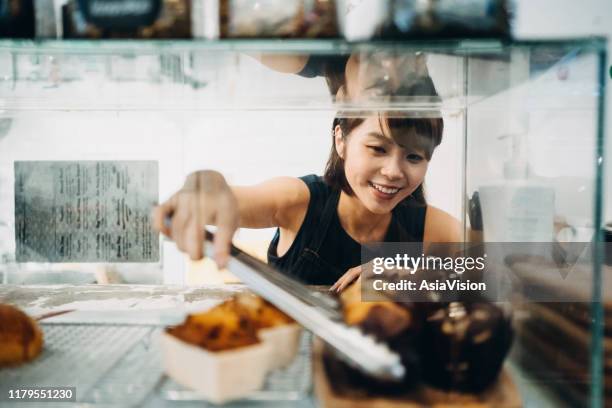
<box><xmin>167</xmin><ymin>294</ymin><xmax>294</xmax><ymax>352</ymax></box>
<box><xmin>340</xmin><ymin>278</ymin><xmax>415</xmax><ymax>340</ymax></box>
<box><xmin>337</xmin><ymin>278</ymin><xmax>513</xmax><ymax>393</ymax></box>
<box><xmin>421</xmin><ymin>301</ymin><xmax>513</xmax><ymax>392</ymax></box>
<box><xmin>167</xmin><ymin>302</ymin><xmax>259</xmax><ymax>352</ymax></box>
<box><xmin>0</xmin><ymin>304</ymin><xmax>44</xmax><ymax>366</ymax></box>
<box><xmin>233</xmin><ymin>293</ymin><xmax>294</xmax><ymax>329</ymax></box>
<box><xmin>338</xmin><ymin>279</ymin><xmax>423</xmax><ymax>389</ymax></box>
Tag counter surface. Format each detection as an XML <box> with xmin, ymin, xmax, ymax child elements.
<box><xmin>0</xmin><ymin>284</ymin><xmax>576</xmax><ymax>408</ymax></box>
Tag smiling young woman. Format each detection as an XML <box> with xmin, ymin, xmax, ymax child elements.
<box><xmin>266</xmin><ymin>110</ymin><xmax>459</xmax><ymax>287</ymax></box>
<box><xmin>153</xmin><ymin>51</ymin><xmax>459</xmax><ymax>288</ymax></box>
<box><xmin>153</xmin><ymin>104</ymin><xmax>460</xmax><ymax>287</ymax></box>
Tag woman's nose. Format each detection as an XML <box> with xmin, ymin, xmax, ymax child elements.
<box><xmin>380</xmin><ymin>157</ymin><xmax>404</xmax><ymax>180</ymax></box>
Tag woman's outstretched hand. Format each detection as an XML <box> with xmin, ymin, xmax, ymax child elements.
<box><xmin>330</xmin><ymin>264</ymin><xmax>363</xmax><ymax>293</ymax></box>
<box><xmin>151</xmin><ymin>170</ymin><xmax>239</xmax><ymax>268</ymax></box>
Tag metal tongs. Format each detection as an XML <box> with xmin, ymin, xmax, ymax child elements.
<box><xmin>203</xmin><ymin>230</ymin><xmax>405</xmax><ymax>381</ymax></box>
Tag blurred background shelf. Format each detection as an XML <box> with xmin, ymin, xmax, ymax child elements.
<box><xmin>0</xmin><ymin>38</ymin><xmax>605</xmax><ymax>112</ymax></box>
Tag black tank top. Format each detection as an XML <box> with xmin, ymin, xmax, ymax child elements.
<box><xmin>267</xmin><ymin>175</ymin><xmax>427</xmax><ymax>285</ymax></box>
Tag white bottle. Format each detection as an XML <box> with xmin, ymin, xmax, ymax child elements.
<box><xmin>479</xmin><ymin>131</ymin><xmax>555</xmax><ymax>243</ymax></box>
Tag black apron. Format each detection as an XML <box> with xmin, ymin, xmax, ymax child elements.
<box><xmin>267</xmin><ymin>175</ymin><xmax>427</xmax><ymax>285</ymax></box>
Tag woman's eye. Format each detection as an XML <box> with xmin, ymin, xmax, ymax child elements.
<box><xmin>368</xmin><ymin>146</ymin><xmax>386</xmax><ymax>154</ymax></box>
<box><xmin>406</xmin><ymin>154</ymin><xmax>424</xmax><ymax>163</ymax></box>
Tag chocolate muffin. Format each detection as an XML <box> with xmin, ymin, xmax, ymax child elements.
<box><xmin>421</xmin><ymin>301</ymin><xmax>513</xmax><ymax>392</ymax></box>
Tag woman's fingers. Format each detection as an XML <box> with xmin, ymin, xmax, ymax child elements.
<box><xmin>336</xmin><ymin>275</ymin><xmax>355</xmax><ymax>292</ymax></box>
<box><xmin>213</xmin><ymin>195</ymin><xmax>239</xmax><ymax>269</ymax></box>
<box><xmin>152</xmin><ymin>193</ymin><xmax>179</xmax><ymax>236</ymax></box>
<box><xmin>170</xmin><ymin>200</ymin><xmax>190</xmax><ymax>255</ymax></box>
<box><xmin>330</xmin><ymin>265</ymin><xmax>362</xmax><ymax>292</ymax></box>
<box><xmin>333</xmin><ymin>277</ymin><xmax>351</xmax><ymax>292</ymax></box>
<box><xmin>185</xmin><ymin>220</ymin><xmax>204</xmax><ymax>260</ymax></box>
<box><xmin>150</xmin><ymin>170</ymin><xmax>239</xmax><ymax>266</ymax></box>
<box><xmin>213</xmin><ymin>227</ymin><xmax>232</xmax><ymax>269</ymax></box>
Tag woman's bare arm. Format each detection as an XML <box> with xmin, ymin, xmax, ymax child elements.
<box><xmin>250</xmin><ymin>54</ymin><xmax>309</xmax><ymax>74</ymax></box>
<box><xmin>233</xmin><ymin>176</ymin><xmax>310</xmax><ymax>229</ymax></box>
<box><xmin>423</xmin><ymin>205</ymin><xmax>462</xmax><ymax>248</ymax></box>
<box><xmin>152</xmin><ymin>171</ymin><xmax>309</xmax><ymax>265</ymax></box>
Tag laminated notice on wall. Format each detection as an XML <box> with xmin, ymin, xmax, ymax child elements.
<box><xmin>14</xmin><ymin>161</ymin><xmax>159</xmax><ymax>262</ymax></box>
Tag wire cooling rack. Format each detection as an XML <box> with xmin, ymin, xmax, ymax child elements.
<box><xmin>0</xmin><ymin>324</ymin><xmax>161</xmax><ymax>406</ymax></box>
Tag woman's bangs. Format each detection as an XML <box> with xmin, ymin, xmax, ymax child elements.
<box><xmin>382</xmin><ymin>115</ymin><xmax>443</xmax><ymax>160</ymax></box>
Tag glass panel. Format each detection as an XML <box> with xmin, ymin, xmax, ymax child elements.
<box><xmin>0</xmin><ymin>38</ymin><xmax>606</xmax><ymax>407</ymax></box>
<box><xmin>464</xmin><ymin>42</ymin><xmax>604</xmax><ymax>407</ymax></box>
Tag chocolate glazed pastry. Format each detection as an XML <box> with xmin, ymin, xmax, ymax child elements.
<box><xmin>0</xmin><ymin>304</ymin><xmax>44</xmax><ymax>366</ymax></box>
<box><xmin>334</xmin><ymin>280</ymin><xmax>424</xmax><ymax>392</ymax></box>
<box><xmin>332</xmin><ymin>276</ymin><xmax>513</xmax><ymax>394</ymax></box>
<box><xmin>421</xmin><ymin>301</ymin><xmax>513</xmax><ymax>392</ymax></box>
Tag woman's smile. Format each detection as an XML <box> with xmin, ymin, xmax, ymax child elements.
<box><xmin>368</xmin><ymin>181</ymin><xmax>402</xmax><ymax>200</ymax></box>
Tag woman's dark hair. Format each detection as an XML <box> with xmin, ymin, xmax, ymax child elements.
<box><xmin>322</xmin><ymin>55</ymin><xmax>350</xmax><ymax>96</ymax></box>
<box><xmin>323</xmin><ymin>114</ymin><xmax>443</xmax><ymax>207</ymax></box>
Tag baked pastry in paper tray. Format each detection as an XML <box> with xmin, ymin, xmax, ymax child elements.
<box><xmin>162</xmin><ymin>294</ymin><xmax>301</xmax><ymax>402</ymax></box>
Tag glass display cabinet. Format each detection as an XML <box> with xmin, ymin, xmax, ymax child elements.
<box><xmin>0</xmin><ymin>38</ymin><xmax>607</xmax><ymax>407</ymax></box>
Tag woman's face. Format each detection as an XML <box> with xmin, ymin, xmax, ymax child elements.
<box><xmin>336</xmin><ymin>116</ymin><xmax>430</xmax><ymax>215</ymax></box>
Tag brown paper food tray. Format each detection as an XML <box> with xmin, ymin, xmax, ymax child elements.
<box><xmin>312</xmin><ymin>339</ymin><xmax>521</xmax><ymax>408</ymax></box>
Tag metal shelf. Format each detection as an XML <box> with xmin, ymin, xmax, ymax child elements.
<box><xmin>0</xmin><ymin>38</ymin><xmax>606</xmax><ymax>55</ymax></box>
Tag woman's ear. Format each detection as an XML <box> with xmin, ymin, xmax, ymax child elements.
<box><xmin>334</xmin><ymin>125</ymin><xmax>345</xmax><ymax>160</ymax></box>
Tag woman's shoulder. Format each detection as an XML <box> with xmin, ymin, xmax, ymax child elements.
<box><xmin>299</xmin><ymin>174</ymin><xmax>334</xmax><ymax>199</ymax></box>
<box><xmin>292</xmin><ymin>174</ymin><xmax>337</xmax><ymax>225</ymax></box>
<box><xmin>423</xmin><ymin>205</ymin><xmax>462</xmax><ymax>243</ymax></box>
<box><xmin>272</xmin><ymin>174</ymin><xmax>332</xmax><ymax>232</ymax></box>
<box><xmin>268</xmin><ymin>174</ymin><xmax>331</xmax><ymax>211</ymax></box>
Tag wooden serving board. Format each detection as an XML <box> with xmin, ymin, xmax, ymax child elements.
<box><xmin>312</xmin><ymin>339</ymin><xmax>521</xmax><ymax>408</ymax></box>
